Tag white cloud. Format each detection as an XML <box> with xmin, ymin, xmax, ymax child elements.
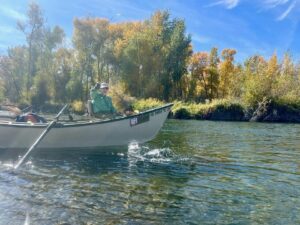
<box><xmin>277</xmin><ymin>0</ymin><xmax>297</xmax><ymax>20</ymax></box>
<box><xmin>0</xmin><ymin>6</ymin><xmax>26</xmax><ymax>21</ymax></box>
<box><xmin>261</xmin><ymin>0</ymin><xmax>299</xmax><ymax>20</ymax></box>
<box><xmin>209</xmin><ymin>0</ymin><xmax>298</xmax><ymax>20</ymax></box>
<box><xmin>219</xmin><ymin>0</ymin><xmax>240</xmax><ymax>9</ymax></box>
<box><xmin>224</xmin><ymin>0</ymin><xmax>240</xmax><ymax>8</ymax></box>
<box><xmin>210</xmin><ymin>0</ymin><xmax>240</xmax><ymax>9</ymax></box>
<box><xmin>264</xmin><ymin>0</ymin><xmax>290</xmax><ymax>8</ymax></box>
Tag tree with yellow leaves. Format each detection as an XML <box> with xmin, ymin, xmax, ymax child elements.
<box><xmin>218</xmin><ymin>49</ymin><xmax>236</xmax><ymax>98</ymax></box>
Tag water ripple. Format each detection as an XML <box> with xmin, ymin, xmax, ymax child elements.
<box><xmin>0</xmin><ymin>120</ymin><xmax>300</xmax><ymax>224</ymax></box>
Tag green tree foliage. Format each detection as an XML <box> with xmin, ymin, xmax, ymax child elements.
<box><xmin>31</xmin><ymin>75</ymin><xmax>50</xmax><ymax>106</ymax></box>
<box><xmin>207</xmin><ymin>47</ymin><xmax>220</xmax><ymax>99</ymax></box>
<box><xmin>0</xmin><ymin>50</ymin><xmax>25</xmax><ymax>102</ymax></box>
<box><xmin>32</xmin><ymin>26</ymin><xmax>65</xmax><ymax>105</ymax></box>
<box><xmin>271</xmin><ymin>53</ymin><xmax>300</xmax><ymax>105</ymax></box>
<box><xmin>219</xmin><ymin>49</ymin><xmax>237</xmax><ymax>98</ymax></box>
<box><xmin>0</xmin><ymin>57</ymin><xmax>7</xmax><ymax>102</ymax></box>
<box><xmin>115</xmin><ymin>11</ymin><xmax>191</xmax><ymax>100</ymax></box>
<box><xmin>0</xmin><ymin>2</ymin><xmax>299</xmax><ymax>111</ymax></box>
<box><xmin>189</xmin><ymin>52</ymin><xmax>210</xmax><ymax>101</ymax></box>
<box><xmin>73</xmin><ymin>18</ymin><xmax>116</xmax><ymax>101</ymax></box>
<box><xmin>162</xmin><ymin>17</ymin><xmax>192</xmax><ymax>100</ymax></box>
<box><xmin>186</xmin><ymin>48</ymin><xmax>220</xmax><ymax>102</ymax></box>
<box><xmin>52</xmin><ymin>48</ymin><xmax>72</xmax><ymax>103</ymax></box>
<box><xmin>242</xmin><ymin>53</ymin><xmax>300</xmax><ymax>107</ymax></box>
<box><xmin>17</xmin><ymin>2</ymin><xmax>44</xmax><ymax>100</ymax></box>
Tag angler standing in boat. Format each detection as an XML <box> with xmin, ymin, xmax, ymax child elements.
<box><xmin>90</xmin><ymin>82</ymin><xmax>117</xmax><ymax>117</ymax></box>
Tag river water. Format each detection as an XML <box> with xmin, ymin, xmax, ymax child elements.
<box><xmin>0</xmin><ymin>120</ymin><xmax>300</xmax><ymax>224</ymax></box>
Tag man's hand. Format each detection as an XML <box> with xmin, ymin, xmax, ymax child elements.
<box><xmin>94</xmin><ymin>83</ymin><xmax>100</xmax><ymax>90</ymax></box>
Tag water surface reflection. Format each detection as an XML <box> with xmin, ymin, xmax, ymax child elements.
<box><xmin>0</xmin><ymin>120</ymin><xmax>300</xmax><ymax>224</ymax></box>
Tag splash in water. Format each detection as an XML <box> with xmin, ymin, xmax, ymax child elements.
<box><xmin>0</xmin><ymin>160</ymin><xmax>34</xmax><ymax>170</ymax></box>
<box><xmin>24</xmin><ymin>212</ymin><xmax>30</xmax><ymax>225</ymax></box>
<box><xmin>127</xmin><ymin>141</ymin><xmax>188</xmax><ymax>166</ymax></box>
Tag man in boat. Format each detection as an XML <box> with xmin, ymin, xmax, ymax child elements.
<box><xmin>16</xmin><ymin>112</ymin><xmax>47</xmax><ymax>123</ymax></box>
<box><xmin>0</xmin><ymin>99</ymin><xmax>22</xmax><ymax>115</ymax></box>
<box><xmin>0</xmin><ymin>101</ymin><xmax>22</xmax><ymax>120</ymax></box>
<box><xmin>90</xmin><ymin>82</ymin><xmax>117</xmax><ymax>117</ymax></box>
<box><xmin>0</xmin><ymin>103</ymin><xmax>46</xmax><ymax>123</ymax></box>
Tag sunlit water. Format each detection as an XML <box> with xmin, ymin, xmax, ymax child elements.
<box><xmin>0</xmin><ymin>120</ymin><xmax>300</xmax><ymax>224</ymax></box>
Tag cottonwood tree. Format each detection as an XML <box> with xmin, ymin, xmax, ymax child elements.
<box><xmin>17</xmin><ymin>2</ymin><xmax>44</xmax><ymax>100</ymax></box>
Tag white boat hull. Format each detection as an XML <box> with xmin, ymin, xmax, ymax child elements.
<box><xmin>0</xmin><ymin>104</ymin><xmax>172</xmax><ymax>150</ymax></box>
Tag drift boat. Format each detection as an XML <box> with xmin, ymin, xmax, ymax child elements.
<box><xmin>0</xmin><ymin>104</ymin><xmax>173</xmax><ymax>150</ymax></box>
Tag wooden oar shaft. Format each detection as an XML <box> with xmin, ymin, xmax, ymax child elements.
<box><xmin>14</xmin><ymin>104</ymin><xmax>68</xmax><ymax>169</ymax></box>
<box><xmin>14</xmin><ymin>121</ymin><xmax>55</xmax><ymax>169</ymax></box>
<box><xmin>55</xmin><ymin>104</ymin><xmax>69</xmax><ymax>120</ymax></box>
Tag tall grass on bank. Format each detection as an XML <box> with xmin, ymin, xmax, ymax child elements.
<box><xmin>26</xmin><ymin>96</ymin><xmax>299</xmax><ymax>122</ymax></box>
<box><xmin>132</xmin><ymin>98</ymin><xmax>246</xmax><ymax>121</ymax></box>
<box><xmin>171</xmin><ymin>99</ymin><xmax>245</xmax><ymax>120</ymax></box>
<box><xmin>133</xmin><ymin>98</ymin><xmax>165</xmax><ymax>111</ymax></box>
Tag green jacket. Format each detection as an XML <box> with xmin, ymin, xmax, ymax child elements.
<box><xmin>90</xmin><ymin>89</ymin><xmax>116</xmax><ymax>114</ymax></box>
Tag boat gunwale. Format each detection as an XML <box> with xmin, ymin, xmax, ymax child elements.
<box><xmin>0</xmin><ymin>103</ymin><xmax>173</xmax><ymax>128</ymax></box>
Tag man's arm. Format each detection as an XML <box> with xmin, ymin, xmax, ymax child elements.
<box><xmin>107</xmin><ymin>96</ymin><xmax>117</xmax><ymax>113</ymax></box>
<box><xmin>90</xmin><ymin>88</ymin><xmax>97</xmax><ymax>100</ymax></box>
<box><xmin>90</xmin><ymin>83</ymin><xmax>100</xmax><ymax>100</ymax></box>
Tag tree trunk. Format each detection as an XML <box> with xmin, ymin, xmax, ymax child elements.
<box><xmin>27</xmin><ymin>39</ymin><xmax>32</xmax><ymax>101</ymax></box>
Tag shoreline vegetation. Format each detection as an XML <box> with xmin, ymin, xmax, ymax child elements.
<box><xmin>1</xmin><ymin>3</ymin><xmax>300</xmax><ymax>123</ymax></box>
<box><xmin>16</xmin><ymin>97</ymin><xmax>299</xmax><ymax>123</ymax></box>
<box><xmin>133</xmin><ymin>98</ymin><xmax>300</xmax><ymax>123</ymax></box>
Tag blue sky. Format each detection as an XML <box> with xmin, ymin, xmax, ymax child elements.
<box><xmin>0</xmin><ymin>0</ymin><xmax>300</xmax><ymax>61</ymax></box>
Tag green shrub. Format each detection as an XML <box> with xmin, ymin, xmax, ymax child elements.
<box><xmin>133</xmin><ymin>98</ymin><xmax>165</xmax><ymax>111</ymax></box>
<box><xmin>170</xmin><ymin>99</ymin><xmax>245</xmax><ymax>121</ymax></box>
<box><xmin>71</xmin><ymin>100</ymin><xmax>85</xmax><ymax>114</ymax></box>
<box><xmin>173</xmin><ymin>108</ymin><xmax>192</xmax><ymax>119</ymax></box>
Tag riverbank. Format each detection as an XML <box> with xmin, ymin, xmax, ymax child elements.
<box><xmin>133</xmin><ymin>98</ymin><xmax>300</xmax><ymax>123</ymax></box>
<box><xmin>12</xmin><ymin>97</ymin><xmax>300</xmax><ymax>123</ymax></box>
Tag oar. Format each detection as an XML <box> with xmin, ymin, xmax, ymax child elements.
<box><xmin>21</xmin><ymin>105</ymin><xmax>32</xmax><ymax>113</ymax></box>
<box><xmin>24</xmin><ymin>211</ymin><xmax>30</xmax><ymax>225</ymax></box>
<box><xmin>14</xmin><ymin>104</ymin><xmax>69</xmax><ymax>169</ymax></box>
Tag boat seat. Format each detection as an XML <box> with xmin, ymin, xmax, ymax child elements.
<box><xmin>87</xmin><ymin>100</ymin><xmax>94</xmax><ymax>116</ymax></box>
